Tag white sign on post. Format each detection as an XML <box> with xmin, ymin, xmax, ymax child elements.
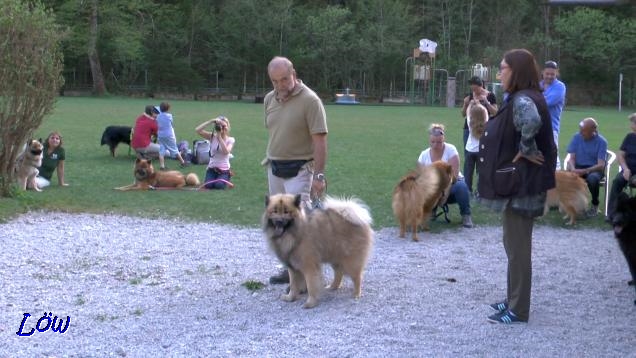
<box><xmin>419</xmin><ymin>39</ymin><xmax>437</xmax><ymax>55</ymax></box>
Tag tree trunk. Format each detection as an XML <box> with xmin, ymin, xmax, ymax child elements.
<box><xmin>88</xmin><ymin>0</ymin><xmax>106</xmax><ymax>96</ymax></box>
<box><xmin>464</xmin><ymin>0</ymin><xmax>475</xmax><ymax>58</ymax></box>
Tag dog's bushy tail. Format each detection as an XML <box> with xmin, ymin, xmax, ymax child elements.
<box><xmin>185</xmin><ymin>173</ymin><xmax>201</xmax><ymax>186</ymax></box>
<box><xmin>572</xmin><ymin>178</ymin><xmax>590</xmax><ymax>213</ymax></box>
<box><xmin>468</xmin><ymin>101</ymin><xmax>488</xmax><ymax>139</ymax></box>
<box><xmin>323</xmin><ymin>196</ymin><xmax>373</xmax><ymax>226</ymax></box>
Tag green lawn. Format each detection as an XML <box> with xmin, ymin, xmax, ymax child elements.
<box><xmin>1</xmin><ymin>96</ymin><xmax>632</xmax><ymax>229</ymax></box>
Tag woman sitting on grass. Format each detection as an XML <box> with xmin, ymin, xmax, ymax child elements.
<box><xmin>195</xmin><ymin>116</ymin><xmax>235</xmax><ymax>189</ymax></box>
<box><xmin>35</xmin><ymin>131</ymin><xmax>68</xmax><ymax>189</ymax></box>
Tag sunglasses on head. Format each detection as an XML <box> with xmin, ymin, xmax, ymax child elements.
<box><xmin>429</xmin><ymin>128</ymin><xmax>445</xmax><ymax>136</ymax></box>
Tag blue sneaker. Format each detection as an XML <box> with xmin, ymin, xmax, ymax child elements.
<box><xmin>487</xmin><ymin>309</ymin><xmax>527</xmax><ymax>324</ymax></box>
<box><xmin>489</xmin><ymin>301</ymin><xmax>508</xmax><ymax>312</ymax></box>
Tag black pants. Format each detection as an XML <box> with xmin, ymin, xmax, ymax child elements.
<box><xmin>576</xmin><ymin>166</ymin><xmax>604</xmax><ymax>207</ymax></box>
<box><xmin>464</xmin><ymin>151</ymin><xmax>479</xmax><ymax>193</ymax></box>
<box><xmin>607</xmin><ymin>172</ymin><xmax>630</xmax><ymax>218</ymax></box>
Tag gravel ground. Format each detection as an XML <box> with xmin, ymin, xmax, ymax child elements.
<box><xmin>0</xmin><ymin>212</ymin><xmax>634</xmax><ymax>357</ymax></box>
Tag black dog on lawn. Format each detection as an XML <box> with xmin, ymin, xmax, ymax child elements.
<box><xmin>612</xmin><ymin>192</ymin><xmax>636</xmax><ymax>305</ymax></box>
<box><xmin>101</xmin><ymin>126</ymin><xmax>132</xmax><ymax>157</ymax></box>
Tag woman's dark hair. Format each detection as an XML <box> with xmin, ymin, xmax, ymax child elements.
<box><xmin>144</xmin><ymin>105</ymin><xmax>155</xmax><ymax>115</ymax></box>
<box><xmin>160</xmin><ymin>102</ymin><xmax>170</xmax><ymax>112</ymax></box>
<box><xmin>503</xmin><ymin>49</ymin><xmax>541</xmax><ymax>94</ymax></box>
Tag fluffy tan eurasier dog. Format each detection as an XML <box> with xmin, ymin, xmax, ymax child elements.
<box><xmin>543</xmin><ymin>170</ymin><xmax>589</xmax><ymax>225</ymax></box>
<box><xmin>16</xmin><ymin>139</ymin><xmax>43</xmax><ymax>191</ymax></box>
<box><xmin>468</xmin><ymin>99</ymin><xmax>488</xmax><ymax>140</ymax></box>
<box><xmin>392</xmin><ymin>161</ymin><xmax>454</xmax><ymax>241</ymax></box>
<box><xmin>263</xmin><ymin>193</ymin><xmax>373</xmax><ymax>309</ymax></box>
<box><xmin>115</xmin><ymin>158</ymin><xmax>200</xmax><ymax>191</ymax></box>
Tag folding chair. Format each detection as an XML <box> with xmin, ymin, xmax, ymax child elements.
<box><xmin>563</xmin><ymin>149</ymin><xmax>616</xmax><ymax>216</ymax></box>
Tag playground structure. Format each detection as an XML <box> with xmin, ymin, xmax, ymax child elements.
<box><xmin>403</xmin><ymin>39</ymin><xmax>441</xmax><ymax>106</ymax></box>
<box><xmin>397</xmin><ymin>38</ymin><xmax>502</xmax><ymax>107</ymax></box>
<box><xmin>334</xmin><ymin>88</ymin><xmax>360</xmax><ymax>105</ymax></box>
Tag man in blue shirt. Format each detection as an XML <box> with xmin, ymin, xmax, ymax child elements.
<box><xmin>541</xmin><ymin>60</ymin><xmax>566</xmax><ymax>170</ymax></box>
<box><xmin>566</xmin><ymin>118</ymin><xmax>608</xmax><ymax>216</ymax></box>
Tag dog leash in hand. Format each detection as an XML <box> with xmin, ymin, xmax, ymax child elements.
<box><xmin>310</xmin><ymin>178</ymin><xmax>328</xmax><ymax>210</ymax></box>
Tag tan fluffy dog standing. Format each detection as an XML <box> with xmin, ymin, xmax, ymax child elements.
<box><xmin>263</xmin><ymin>194</ymin><xmax>373</xmax><ymax>309</ymax></box>
<box><xmin>115</xmin><ymin>158</ymin><xmax>200</xmax><ymax>191</ymax></box>
<box><xmin>543</xmin><ymin>170</ymin><xmax>589</xmax><ymax>225</ymax></box>
<box><xmin>392</xmin><ymin>161</ymin><xmax>454</xmax><ymax>241</ymax></box>
<box><xmin>16</xmin><ymin>139</ymin><xmax>44</xmax><ymax>191</ymax></box>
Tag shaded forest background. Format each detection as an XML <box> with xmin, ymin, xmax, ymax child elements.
<box><xmin>45</xmin><ymin>0</ymin><xmax>636</xmax><ymax>106</ymax></box>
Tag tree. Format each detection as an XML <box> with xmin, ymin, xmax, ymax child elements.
<box><xmin>0</xmin><ymin>0</ymin><xmax>64</xmax><ymax>196</ymax></box>
<box><xmin>555</xmin><ymin>7</ymin><xmax>636</xmax><ymax>104</ymax></box>
<box><xmin>350</xmin><ymin>0</ymin><xmax>417</xmax><ymax>96</ymax></box>
<box><xmin>87</xmin><ymin>0</ymin><xmax>106</xmax><ymax>95</ymax></box>
<box><xmin>295</xmin><ymin>5</ymin><xmax>355</xmax><ymax>93</ymax></box>
<box><xmin>215</xmin><ymin>0</ymin><xmax>294</xmax><ymax>93</ymax></box>
<box><xmin>49</xmin><ymin>0</ymin><xmax>154</xmax><ymax>93</ymax></box>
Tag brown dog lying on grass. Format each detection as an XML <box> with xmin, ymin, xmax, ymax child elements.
<box><xmin>115</xmin><ymin>158</ymin><xmax>200</xmax><ymax>191</ymax></box>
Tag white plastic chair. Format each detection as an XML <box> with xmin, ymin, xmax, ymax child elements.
<box><xmin>563</xmin><ymin>149</ymin><xmax>616</xmax><ymax>216</ymax></box>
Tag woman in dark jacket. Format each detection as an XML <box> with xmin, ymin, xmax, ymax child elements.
<box><xmin>478</xmin><ymin>49</ymin><xmax>556</xmax><ymax>324</ymax></box>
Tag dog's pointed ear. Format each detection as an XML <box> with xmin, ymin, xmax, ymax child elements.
<box><xmin>147</xmin><ymin>159</ymin><xmax>152</xmax><ymax>164</ymax></box>
<box><xmin>265</xmin><ymin>195</ymin><xmax>270</xmax><ymax>206</ymax></box>
<box><xmin>135</xmin><ymin>158</ymin><xmax>141</xmax><ymax>163</ymax></box>
<box><xmin>294</xmin><ymin>194</ymin><xmax>302</xmax><ymax>208</ymax></box>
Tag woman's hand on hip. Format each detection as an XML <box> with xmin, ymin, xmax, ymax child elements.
<box><xmin>513</xmin><ymin>151</ymin><xmax>544</xmax><ymax>165</ymax></box>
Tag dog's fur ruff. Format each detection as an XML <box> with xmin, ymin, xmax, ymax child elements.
<box><xmin>468</xmin><ymin>99</ymin><xmax>488</xmax><ymax>140</ymax></box>
<box><xmin>263</xmin><ymin>193</ymin><xmax>373</xmax><ymax>309</ymax></box>
<box><xmin>101</xmin><ymin>126</ymin><xmax>132</xmax><ymax>157</ymax></box>
<box><xmin>543</xmin><ymin>170</ymin><xmax>589</xmax><ymax>225</ymax></box>
<box><xmin>115</xmin><ymin>158</ymin><xmax>200</xmax><ymax>191</ymax></box>
<box><xmin>15</xmin><ymin>139</ymin><xmax>43</xmax><ymax>191</ymax></box>
<box><xmin>612</xmin><ymin>192</ymin><xmax>636</xmax><ymax>305</ymax></box>
<box><xmin>392</xmin><ymin>161</ymin><xmax>454</xmax><ymax>241</ymax></box>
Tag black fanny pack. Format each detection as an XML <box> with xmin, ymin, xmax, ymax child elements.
<box><xmin>270</xmin><ymin>159</ymin><xmax>309</xmax><ymax>178</ymax></box>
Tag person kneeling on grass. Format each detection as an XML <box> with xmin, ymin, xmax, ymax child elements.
<box><xmin>195</xmin><ymin>116</ymin><xmax>235</xmax><ymax>189</ymax></box>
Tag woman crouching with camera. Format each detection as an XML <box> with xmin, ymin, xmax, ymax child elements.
<box><xmin>195</xmin><ymin>116</ymin><xmax>235</xmax><ymax>189</ymax></box>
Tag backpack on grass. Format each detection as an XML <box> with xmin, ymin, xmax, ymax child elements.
<box><xmin>192</xmin><ymin>139</ymin><xmax>210</xmax><ymax>164</ymax></box>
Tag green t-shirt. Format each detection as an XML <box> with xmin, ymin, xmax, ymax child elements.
<box><xmin>264</xmin><ymin>81</ymin><xmax>327</xmax><ymax>161</ymax></box>
<box><xmin>38</xmin><ymin>145</ymin><xmax>65</xmax><ymax>180</ymax></box>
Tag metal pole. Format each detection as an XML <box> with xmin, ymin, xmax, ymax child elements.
<box><xmin>411</xmin><ymin>61</ymin><xmax>416</xmax><ymax>104</ymax></box>
<box><xmin>435</xmin><ymin>69</ymin><xmax>448</xmax><ymax>106</ymax></box>
<box><xmin>618</xmin><ymin>73</ymin><xmax>623</xmax><ymax>112</ymax></box>
<box><xmin>404</xmin><ymin>57</ymin><xmax>413</xmax><ymax>96</ymax></box>
<box><xmin>429</xmin><ymin>56</ymin><xmax>435</xmax><ymax>105</ymax></box>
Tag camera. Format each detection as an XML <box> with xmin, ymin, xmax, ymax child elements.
<box><xmin>213</xmin><ymin>116</ymin><xmax>226</xmax><ymax>131</ymax></box>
